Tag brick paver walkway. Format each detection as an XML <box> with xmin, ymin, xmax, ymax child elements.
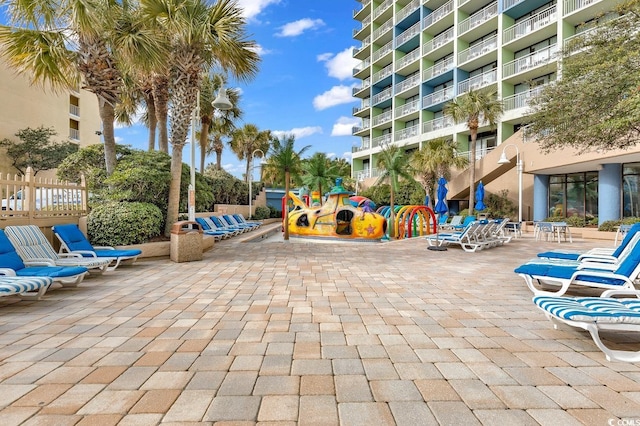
<box><xmin>0</xmin><ymin>235</ymin><xmax>639</xmax><ymax>425</ymax></box>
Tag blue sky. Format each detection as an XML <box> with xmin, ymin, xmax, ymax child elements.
<box><xmin>115</xmin><ymin>0</ymin><xmax>361</xmax><ymax>179</ymax></box>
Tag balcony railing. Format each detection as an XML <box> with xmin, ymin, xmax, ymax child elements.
<box><xmin>372</xmin><ymin>134</ymin><xmax>392</xmax><ymax>149</ymax></box>
<box><xmin>458</xmin><ymin>1</ymin><xmax>497</xmax><ymax>35</ymax></box>
<box><xmin>423</xmin><ymin>56</ymin><xmax>454</xmax><ymax>81</ymax></box>
<box><xmin>373</xmin><ymin>0</ymin><xmax>393</xmax><ymax>19</ymax></box>
<box><xmin>564</xmin><ymin>0</ymin><xmax>599</xmax><ymax>16</ymax></box>
<box><xmin>423</xmin><ymin>87</ymin><xmax>455</xmax><ymax>107</ymax></box>
<box><xmin>353</xmin><ymin>58</ymin><xmax>371</xmax><ymax>75</ymax></box>
<box><xmin>395</xmin><ymin>21</ymin><xmax>421</xmax><ymax>46</ymax></box>
<box><xmin>457</xmin><ymin>69</ymin><xmax>497</xmax><ymax>94</ymax></box>
<box><xmin>352</xmin><ymin>78</ymin><xmax>371</xmax><ymax>95</ymax></box>
<box><xmin>503</xmin><ymin>0</ymin><xmax>525</xmax><ymax>9</ymax></box>
<box><xmin>422</xmin><ymin>0</ymin><xmax>453</xmax><ymax>29</ymax></box>
<box><xmin>352</xmin><ymin>0</ymin><xmax>371</xmax><ymax>17</ymax></box>
<box><xmin>352</xmin><ymin>139</ymin><xmax>371</xmax><ymax>152</ymax></box>
<box><xmin>396</xmin><ymin>0</ymin><xmax>420</xmax><ymax>23</ymax></box>
<box><xmin>69</xmin><ymin>128</ymin><xmax>80</xmax><ymax>140</ymax></box>
<box><xmin>355</xmin><ymin>167</ymin><xmax>383</xmax><ymax>181</ymax></box>
<box><xmin>372</xmin><ymin>87</ymin><xmax>392</xmax><ymax>105</ymax></box>
<box><xmin>394</xmin><ymin>99</ymin><xmax>421</xmax><ymax>118</ymax></box>
<box><xmin>458</xmin><ymin>35</ymin><xmax>497</xmax><ymax>64</ymax></box>
<box><xmin>503</xmin><ymin>6</ymin><xmax>556</xmax><ymax>44</ymax></box>
<box><xmin>395</xmin><ymin>73</ymin><xmax>421</xmax><ymax>94</ymax></box>
<box><xmin>69</xmin><ymin>104</ymin><xmax>80</xmax><ymax>117</ymax></box>
<box><xmin>503</xmin><ymin>44</ymin><xmax>558</xmax><ymax>78</ymax></box>
<box><xmin>352</xmin><ymin>100</ymin><xmax>371</xmax><ymax>114</ymax></box>
<box><xmin>372</xmin><ymin>110</ymin><xmax>393</xmax><ymax>126</ymax></box>
<box><xmin>373</xmin><ymin>19</ymin><xmax>393</xmax><ymax>40</ymax></box>
<box><xmin>353</xmin><ymin>36</ymin><xmax>371</xmax><ymax>56</ymax></box>
<box><xmin>353</xmin><ymin>15</ymin><xmax>372</xmax><ymax>36</ymax></box>
<box><xmin>395</xmin><ymin>124</ymin><xmax>420</xmax><ymax>141</ymax></box>
<box><xmin>352</xmin><ymin>118</ymin><xmax>371</xmax><ymax>135</ymax></box>
<box><xmin>422</xmin><ymin>27</ymin><xmax>454</xmax><ymax>55</ymax></box>
<box><xmin>395</xmin><ymin>47</ymin><xmax>421</xmax><ymax>71</ymax></box>
<box><xmin>423</xmin><ymin>116</ymin><xmax>454</xmax><ymax>133</ymax></box>
<box><xmin>372</xmin><ymin>40</ymin><xmax>393</xmax><ymax>62</ymax></box>
<box><xmin>372</xmin><ymin>63</ymin><xmax>393</xmax><ymax>84</ymax></box>
<box><xmin>503</xmin><ymin>86</ymin><xmax>546</xmax><ymax>111</ymax></box>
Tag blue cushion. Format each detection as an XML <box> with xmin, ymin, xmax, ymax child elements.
<box><xmin>15</xmin><ymin>265</ymin><xmax>87</xmax><ymax>278</ymax></box>
<box><xmin>515</xmin><ymin>263</ymin><xmax>629</xmax><ymax>287</ymax></box>
<box><xmin>53</xmin><ymin>224</ymin><xmax>94</xmax><ymax>252</ymax></box>
<box><xmin>93</xmin><ymin>249</ymin><xmax>142</xmax><ymax>258</ymax></box>
<box><xmin>536</xmin><ymin>251</ymin><xmax>580</xmax><ymax>261</ymax></box>
<box><xmin>0</xmin><ymin>230</ymin><xmax>27</xmax><ymax>271</ymax></box>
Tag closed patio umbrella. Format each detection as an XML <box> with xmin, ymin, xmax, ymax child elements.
<box><xmin>475</xmin><ymin>181</ymin><xmax>486</xmax><ymax>212</ymax></box>
<box><xmin>429</xmin><ymin>177</ymin><xmax>449</xmax><ymax>251</ymax></box>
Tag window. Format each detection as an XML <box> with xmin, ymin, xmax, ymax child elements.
<box><xmin>623</xmin><ymin>163</ymin><xmax>640</xmax><ymax>217</ymax></box>
<box><xmin>549</xmin><ymin>172</ymin><xmax>598</xmax><ymax>219</ymax></box>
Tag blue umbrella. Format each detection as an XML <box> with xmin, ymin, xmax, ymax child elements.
<box><xmin>434</xmin><ymin>177</ymin><xmax>448</xmax><ymax>216</ymax></box>
<box><xmin>475</xmin><ymin>181</ymin><xmax>486</xmax><ymax>211</ymax></box>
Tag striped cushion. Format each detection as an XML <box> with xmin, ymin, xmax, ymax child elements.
<box><xmin>5</xmin><ymin>225</ymin><xmax>59</xmax><ymax>261</ymax></box>
<box><xmin>0</xmin><ymin>276</ymin><xmax>53</xmax><ymax>295</ymax></box>
<box><xmin>534</xmin><ymin>296</ymin><xmax>640</xmax><ymax>324</ymax></box>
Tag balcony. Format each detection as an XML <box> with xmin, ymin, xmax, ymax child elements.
<box><xmin>352</xmin><ymin>100</ymin><xmax>371</xmax><ymax>115</ymax></box>
<box><xmin>394</xmin><ymin>99</ymin><xmax>421</xmax><ymax>118</ymax></box>
<box><xmin>372</xmin><ymin>19</ymin><xmax>393</xmax><ymax>41</ymax></box>
<box><xmin>395</xmin><ymin>47</ymin><xmax>421</xmax><ymax>72</ymax></box>
<box><xmin>352</xmin><ymin>78</ymin><xmax>371</xmax><ymax>96</ymax></box>
<box><xmin>352</xmin><ymin>139</ymin><xmax>371</xmax><ymax>152</ymax></box>
<box><xmin>372</xmin><ymin>134</ymin><xmax>392</xmax><ymax>149</ymax></box>
<box><xmin>353</xmin><ymin>15</ymin><xmax>372</xmax><ymax>37</ymax></box>
<box><xmin>503</xmin><ymin>85</ymin><xmax>546</xmax><ymax>111</ymax></box>
<box><xmin>396</xmin><ymin>0</ymin><xmax>420</xmax><ymax>23</ymax></box>
<box><xmin>352</xmin><ymin>118</ymin><xmax>370</xmax><ymax>135</ymax></box>
<box><xmin>373</xmin><ymin>0</ymin><xmax>393</xmax><ymax>20</ymax></box>
<box><xmin>564</xmin><ymin>0</ymin><xmax>600</xmax><ymax>16</ymax></box>
<box><xmin>503</xmin><ymin>44</ymin><xmax>558</xmax><ymax>78</ymax></box>
<box><xmin>503</xmin><ymin>6</ymin><xmax>557</xmax><ymax>45</ymax></box>
<box><xmin>423</xmin><ymin>116</ymin><xmax>454</xmax><ymax>133</ymax></box>
<box><xmin>423</xmin><ymin>87</ymin><xmax>455</xmax><ymax>108</ymax></box>
<box><xmin>353</xmin><ymin>0</ymin><xmax>371</xmax><ymax>18</ymax></box>
<box><xmin>422</xmin><ymin>0</ymin><xmax>454</xmax><ymax>29</ymax></box>
<box><xmin>458</xmin><ymin>35</ymin><xmax>497</xmax><ymax>64</ymax></box>
<box><xmin>457</xmin><ymin>69</ymin><xmax>497</xmax><ymax>94</ymax></box>
<box><xmin>353</xmin><ymin>58</ymin><xmax>371</xmax><ymax>78</ymax></box>
<box><xmin>372</xmin><ymin>87</ymin><xmax>392</xmax><ymax>105</ymax></box>
<box><xmin>372</xmin><ymin>110</ymin><xmax>393</xmax><ymax>127</ymax></box>
<box><xmin>69</xmin><ymin>128</ymin><xmax>80</xmax><ymax>140</ymax></box>
<box><xmin>395</xmin><ymin>124</ymin><xmax>420</xmax><ymax>142</ymax></box>
<box><xmin>372</xmin><ymin>63</ymin><xmax>393</xmax><ymax>84</ymax></box>
<box><xmin>69</xmin><ymin>104</ymin><xmax>80</xmax><ymax>117</ymax></box>
<box><xmin>395</xmin><ymin>73</ymin><xmax>421</xmax><ymax>95</ymax></box>
<box><xmin>422</xmin><ymin>27</ymin><xmax>454</xmax><ymax>56</ymax></box>
<box><xmin>353</xmin><ymin>36</ymin><xmax>371</xmax><ymax>58</ymax></box>
<box><xmin>372</xmin><ymin>40</ymin><xmax>393</xmax><ymax>63</ymax></box>
<box><xmin>395</xmin><ymin>21</ymin><xmax>421</xmax><ymax>47</ymax></box>
<box><xmin>423</xmin><ymin>56</ymin><xmax>454</xmax><ymax>82</ymax></box>
<box><xmin>458</xmin><ymin>2</ymin><xmax>498</xmax><ymax>36</ymax></box>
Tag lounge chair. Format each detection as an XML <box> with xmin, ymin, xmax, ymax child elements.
<box><xmin>0</xmin><ymin>229</ymin><xmax>88</xmax><ymax>287</ymax></box>
<box><xmin>514</xmin><ymin>235</ymin><xmax>640</xmax><ymax>296</ymax></box>
<box><xmin>5</xmin><ymin>225</ymin><xmax>111</xmax><ymax>273</ymax></box>
<box><xmin>0</xmin><ymin>275</ymin><xmax>53</xmax><ymax>300</ymax></box>
<box><xmin>232</xmin><ymin>214</ymin><xmax>261</xmax><ymax>229</ymax></box>
<box><xmin>533</xmin><ymin>289</ymin><xmax>640</xmax><ymax>362</ymax></box>
<box><xmin>194</xmin><ymin>218</ymin><xmax>230</xmax><ymax>240</ymax></box>
<box><xmin>52</xmin><ymin>224</ymin><xmax>141</xmax><ymax>271</ymax></box>
<box><xmin>426</xmin><ymin>220</ymin><xmax>485</xmax><ymax>252</ymax></box>
<box><xmin>222</xmin><ymin>214</ymin><xmax>255</xmax><ymax>231</ymax></box>
<box><xmin>439</xmin><ymin>215</ymin><xmax>462</xmax><ymax>231</ymax></box>
<box><xmin>210</xmin><ymin>216</ymin><xmax>244</xmax><ymax>235</ymax></box>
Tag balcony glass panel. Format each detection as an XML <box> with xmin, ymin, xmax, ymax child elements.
<box><xmin>395</xmin><ymin>74</ymin><xmax>421</xmax><ymax>94</ymax></box>
<box><xmin>396</xmin><ymin>0</ymin><xmax>420</xmax><ymax>23</ymax></box>
<box><xmin>395</xmin><ymin>21</ymin><xmax>421</xmax><ymax>46</ymax></box>
<box><xmin>372</xmin><ymin>87</ymin><xmax>392</xmax><ymax>105</ymax></box>
<box><xmin>458</xmin><ymin>69</ymin><xmax>497</xmax><ymax>93</ymax></box>
<box><xmin>372</xmin><ymin>40</ymin><xmax>393</xmax><ymax>62</ymax></box>
<box><xmin>372</xmin><ymin>63</ymin><xmax>393</xmax><ymax>83</ymax></box>
<box><xmin>373</xmin><ymin>19</ymin><xmax>393</xmax><ymax>39</ymax></box>
<box><xmin>373</xmin><ymin>0</ymin><xmax>393</xmax><ymax>19</ymax></box>
<box><xmin>372</xmin><ymin>134</ymin><xmax>392</xmax><ymax>148</ymax></box>
<box><xmin>503</xmin><ymin>85</ymin><xmax>546</xmax><ymax>110</ymax></box>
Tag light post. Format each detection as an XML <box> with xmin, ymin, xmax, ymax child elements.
<box><xmin>497</xmin><ymin>144</ymin><xmax>523</xmax><ymax>223</ymax></box>
<box><xmin>188</xmin><ymin>84</ymin><xmax>233</xmax><ymax>222</ymax></box>
<box><xmin>248</xmin><ymin>148</ymin><xmax>266</xmax><ymax>219</ymax></box>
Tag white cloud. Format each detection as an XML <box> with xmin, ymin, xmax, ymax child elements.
<box><xmin>276</xmin><ymin>18</ymin><xmax>325</xmax><ymax>37</ymax></box>
<box><xmin>250</xmin><ymin>43</ymin><xmax>272</xmax><ymax>56</ymax></box>
<box><xmin>272</xmin><ymin>126</ymin><xmax>323</xmax><ymax>140</ymax></box>
<box><xmin>318</xmin><ymin>47</ymin><xmax>360</xmax><ymax>81</ymax></box>
<box><xmin>237</xmin><ymin>0</ymin><xmax>281</xmax><ymax>20</ymax></box>
<box><xmin>114</xmin><ymin>136</ymin><xmax>124</xmax><ymax>143</ymax></box>
<box><xmin>331</xmin><ymin>116</ymin><xmax>359</xmax><ymax>136</ymax></box>
<box><xmin>326</xmin><ymin>152</ymin><xmax>336</xmax><ymax>159</ymax></box>
<box><xmin>313</xmin><ymin>85</ymin><xmax>357</xmax><ymax>110</ymax></box>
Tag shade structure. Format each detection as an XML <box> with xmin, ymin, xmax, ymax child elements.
<box><xmin>434</xmin><ymin>177</ymin><xmax>448</xmax><ymax>215</ymax></box>
<box><xmin>475</xmin><ymin>181</ymin><xmax>486</xmax><ymax>211</ymax></box>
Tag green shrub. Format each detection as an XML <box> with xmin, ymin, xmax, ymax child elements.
<box><xmin>253</xmin><ymin>206</ymin><xmax>271</xmax><ymax>220</ymax></box>
<box><xmin>269</xmin><ymin>205</ymin><xmax>281</xmax><ymax>218</ymax></box>
<box><xmin>565</xmin><ymin>216</ymin><xmax>586</xmax><ymax>227</ymax></box>
<box><xmin>88</xmin><ymin>201</ymin><xmax>163</xmax><ymax>246</ymax></box>
<box><xmin>599</xmin><ymin>217</ymin><xmax>640</xmax><ymax>231</ymax></box>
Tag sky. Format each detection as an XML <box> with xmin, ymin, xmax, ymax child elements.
<box><xmin>113</xmin><ymin>0</ymin><xmax>362</xmax><ymax>180</ymax></box>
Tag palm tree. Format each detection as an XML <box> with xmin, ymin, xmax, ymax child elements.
<box><xmin>301</xmin><ymin>153</ymin><xmax>339</xmax><ymax>205</ymax></box>
<box><xmin>375</xmin><ymin>144</ymin><xmax>415</xmax><ymax>238</ymax></box>
<box><xmin>229</xmin><ymin>124</ymin><xmax>271</xmax><ymax>182</ymax></box>
<box><xmin>264</xmin><ymin>134</ymin><xmax>311</xmax><ymax>240</ymax></box>
<box><xmin>0</xmin><ymin>0</ymin><xmax>166</xmax><ymax>175</ymax></box>
<box><xmin>142</xmin><ymin>0</ymin><xmax>260</xmax><ymax>236</ymax></box>
<box><xmin>198</xmin><ymin>74</ymin><xmax>241</xmax><ymax>172</ymax></box>
<box><xmin>410</xmin><ymin>138</ymin><xmax>468</xmax><ymax>208</ymax></box>
<box><xmin>444</xmin><ymin>88</ymin><xmax>503</xmax><ymax>216</ymax></box>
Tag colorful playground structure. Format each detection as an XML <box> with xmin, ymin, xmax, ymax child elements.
<box><xmin>284</xmin><ymin>179</ymin><xmax>438</xmax><ymax>241</ymax></box>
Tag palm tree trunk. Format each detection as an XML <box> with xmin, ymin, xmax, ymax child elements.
<box><xmin>165</xmin><ymin>144</ymin><xmax>185</xmax><ymax>236</ymax></box>
<box><xmin>199</xmin><ymin>121</ymin><xmax>210</xmax><ymax>172</ymax></box>
<box><xmin>468</xmin><ymin>131</ymin><xmax>477</xmax><ymax>216</ymax></box>
<box><xmin>245</xmin><ymin>153</ymin><xmax>252</xmax><ymax>183</ymax></box>
<box><xmin>153</xmin><ymin>74</ymin><xmax>170</xmax><ymax>153</ymax></box>
<box><xmin>146</xmin><ymin>93</ymin><xmax>157</xmax><ymax>151</ymax></box>
<box><xmin>99</xmin><ymin>100</ymin><xmax>117</xmax><ymax>176</ymax></box>
<box><xmin>215</xmin><ymin>148</ymin><xmax>222</xmax><ymax>170</ymax></box>
<box><xmin>284</xmin><ymin>171</ymin><xmax>290</xmax><ymax>240</ymax></box>
<box><xmin>389</xmin><ymin>187</ymin><xmax>395</xmax><ymax>238</ymax></box>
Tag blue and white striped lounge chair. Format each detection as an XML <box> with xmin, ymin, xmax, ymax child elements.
<box><xmin>0</xmin><ymin>275</ymin><xmax>53</xmax><ymax>300</ymax></box>
<box><xmin>5</xmin><ymin>225</ymin><xmax>111</xmax><ymax>273</ymax></box>
<box><xmin>515</xmin><ymin>236</ymin><xmax>640</xmax><ymax>296</ymax></box>
<box><xmin>52</xmin><ymin>224</ymin><xmax>141</xmax><ymax>271</ymax></box>
<box><xmin>194</xmin><ymin>218</ymin><xmax>229</xmax><ymax>240</ymax></box>
<box><xmin>0</xmin><ymin>229</ymin><xmax>88</xmax><ymax>287</ymax></box>
<box><xmin>536</xmin><ymin>223</ymin><xmax>640</xmax><ymax>262</ymax></box>
<box><xmin>534</xmin><ymin>290</ymin><xmax>640</xmax><ymax>362</ymax></box>
<box><xmin>210</xmin><ymin>216</ymin><xmax>243</xmax><ymax>235</ymax></box>
<box><xmin>221</xmin><ymin>214</ymin><xmax>253</xmax><ymax>231</ymax></box>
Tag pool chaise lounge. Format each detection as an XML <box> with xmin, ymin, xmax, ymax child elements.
<box><xmin>52</xmin><ymin>224</ymin><xmax>141</xmax><ymax>271</ymax></box>
<box><xmin>0</xmin><ymin>275</ymin><xmax>54</xmax><ymax>300</ymax></box>
<box><xmin>534</xmin><ymin>290</ymin><xmax>640</xmax><ymax>362</ymax></box>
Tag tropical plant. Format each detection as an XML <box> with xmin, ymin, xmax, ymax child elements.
<box><xmin>0</xmin><ymin>0</ymin><xmax>165</xmax><ymax>175</ymax></box>
<box><xmin>0</xmin><ymin>127</ymin><xmax>79</xmax><ymax>175</ymax></box>
<box><xmin>57</xmin><ymin>144</ymin><xmax>135</xmax><ymax>191</ymax></box>
<box><xmin>444</xmin><ymin>88</ymin><xmax>503</xmax><ymax>216</ymax></box>
<box><xmin>229</xmin><ymin>124</ymin><xmax>272</xmax><ymax>182</ymax></box>
<box><xmin>263</xmin><ymin>134</ymin><xmax>311</xmax><ymax>240</ymax></box>
<box><xmin>410</xmin><ymin>138</ymin><xmax>468</xmax><ymax>209</ymax></box>
<box><xmin>198</xmin><ymin>74</ymin><xmax>242</xmax><ymax>172</ymax></box>
<box><xmin>142</xmin><ymin>0</ymin><xmax>260</xmax><ymax>236</ymax></box>
<box><xmin>375</xmin><ymin>144</ymin><xmax>416</xmax><ymax>238</ymax></box>
<box><xmin>301</xmin><ymin>153</ymin><xmax>340</xmax><ymax>204</ymax></box>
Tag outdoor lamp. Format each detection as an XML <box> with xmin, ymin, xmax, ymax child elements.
<box><xmin>212</xmin><ymin>86</ymin><xmax>233</xmax><ymax>110</ymax></box>
<box><xmin>249</xmin><ymin>149</ymin><xmax>267</xmax><ymax>220</ymax></box>
<box><xmin>497</xmin><ymin>144</ymin><xmax>523</xmax><ymax>223</ymax></box>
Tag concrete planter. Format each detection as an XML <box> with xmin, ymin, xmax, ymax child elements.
<box><xmin>118</xmin><ymin>235</ymin><xmax>216</xmax><ymax>259</ymax></box>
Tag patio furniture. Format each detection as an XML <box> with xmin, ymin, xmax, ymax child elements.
<box><xmin>0</xmin><ymin>275</ymin><xmax>53</xmax><ymax>300</ymax></box>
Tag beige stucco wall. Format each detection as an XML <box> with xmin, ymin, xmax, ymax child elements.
<box><xmin>0</xmin><ymin>56</ymin><xmax>101</xmax><ymax>179</ymax></box>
